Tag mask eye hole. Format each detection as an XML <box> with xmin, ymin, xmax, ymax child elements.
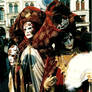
<box><xmin>11</xmin><ymin>55</ymin><xmax>15</xmax><ymax>57</ymax></box>
<box><xmin>28</xmin><ymin>27</ymin><xmax>32</xmax><ymax>30</ymax></box>
<box><xmin>57</xmin><ymin>25</ymin><xmax>61</xmax><ymax>29</ymax></box>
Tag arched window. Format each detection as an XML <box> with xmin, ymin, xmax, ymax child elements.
<box><xmin>0</xmin><ymin>8</ymin><xmax>4</xmax><ymax>20</ymax></box>
<box><xmin>14</xmin><ymin>4</ymin><xmax>18</xmax><ymax>13</ymax></box>
<box><xmin>9</xmin><ymin>3</ymin><xmax>13</xmax><ymax>13</ymax></box>
<box><xmin>30</xmin><ymin>2</ymin><xmax>34</xmax><ymax>6</ymax></box>
<box><xmin>81</xmin><ymin>0</ymin><xmax>85</xmax><ymax>10</ymax></box>
<box><xmin>25</xmin><ymin>2</ymin><xmax>29</xmax><ymax>7</ymax></box>
<box><xmin>76</xmin><ymin>0</ymin><xmax>80</xmax><ymax>10</ymax></box>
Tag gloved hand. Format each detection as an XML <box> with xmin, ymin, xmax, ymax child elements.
<box><xmin>87</xmin><ymin>73</ymin><xmax>92</xmax><ymax>83</ymax></box>
<box><xmin>44</xmin><ymin>75</ymin><xmax>57</xmax><ymax>90</ymax></box>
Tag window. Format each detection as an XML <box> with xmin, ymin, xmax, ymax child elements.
<box><xmin>76</xmin><ymin>0</ymin><xmax>80</xmax><ymax>10</ymax></box>
<box><xmin>81</xmin><ymin>0</ymin><xmax>85</xmax><ymax>10</ymax></box>
<box><xmin>9</xmin><ymin>3</ymin><xmax>13</xmax><ymax>13</ymax></box>
<box><xmin>10</xmin><ymin>19</ymin><xmax>14</xmax><ymax>26</ymax></box>
<box><xmin>14</xmin><ymin>4</ymin><xmax>18</xmax><ymax>13</ymax></box>
<box><xmin>25</xmin><ymin>3</ymin><xmax>29</xmax><ymax>7</ymax></box>
<box><xmin>0</xmin><ymin>8</ymin><xmax>4</xmax><ymax>21</ymax></box>
<box><xmin>30</xmin><ymin>2</ymin><xmax>34</xmax><ymax>6</ymax></box>
<box><xmin>60</xmin><ymin>0</ymin><xmax>69</xmax><ymax>7</ymax></box>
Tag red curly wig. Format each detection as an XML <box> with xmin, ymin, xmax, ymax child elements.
<box><xmin>9</xmin><ymin>6</ymin><xmax>46</xmax><ymax>44</ymax></box>
<box><xmin>9</xmin><ymin>6</ymin><xmax>46</xmax><ymax>53</ymax></box>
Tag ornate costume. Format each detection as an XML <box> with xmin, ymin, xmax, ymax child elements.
<box><xmin>8</xmin><ymin>1</ymin><xmax>91</xmax><ymax>92</ymax></box>
<box><xmin>9</xmin><ymin>6</ymin><xmax>46</xmax><ymax>92</ymax></box>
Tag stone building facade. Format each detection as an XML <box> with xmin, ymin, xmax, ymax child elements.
<box><xmin>70</xmin><ymin>0</ymin><xmax>89</xmax><ymax>31</ymax></box>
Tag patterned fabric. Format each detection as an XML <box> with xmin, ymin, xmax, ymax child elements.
<box><xmin>8</xmin><ymin>65</ymin><xmax>25</xmax><ymax>92</ymax></box>
<box><xmin>40</xmin><ymin>57</ymin><xmax>66</xmax><ymax>92</ymax></box>
<box><xmin>21</xmin><ymin>45</ymin><xmax>45</xmax><ymax>92</ymax></box>
<box><xmin>32</xmin><ymin>16</ymin><xmax>60</xmax><ymax>48</ymax></box>
<box><xmin>40</xmin><ymin>57</ymin><xmax>57</xmax><ymax>92</ymax></box>
<box><xmin>18</xmin><ymin>36</ymin><xmax>30</xmax><ymax>54</ymax></box>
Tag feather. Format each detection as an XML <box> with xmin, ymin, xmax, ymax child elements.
<box><xmin>65</xmin><ymin>51</ymin><xmax>92</xmax><ymax>90</ymax></box>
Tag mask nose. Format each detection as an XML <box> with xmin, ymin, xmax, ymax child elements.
<box><xmin>67</xmin><ymin>39</ymin><xmax>71</xmax><ymax>44</ymax></box>
<box><xmin>26</xmin><ymin>29</ymin><xmax>30</xmax><ymax>33</ymax></box>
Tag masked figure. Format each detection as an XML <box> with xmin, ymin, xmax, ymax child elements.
<box><xmin>40</xmin><ymin>31</ymin><xmax>76</xmax><ymax>92</ymax></box>
<box><xmin>30</xmin><ymin>1</ymin><xmax>77</xmax><ymax>92</ymax></box>
<box><xmin>32</xmin><ymin>1</ymin><xmax>89</xmax><ymax>92</ymax></box>
<box><xmin>8</xmin><ymin>45</ymin><xmax>25</xmax><ymax>92</ymax></box>
<box><xmin>9</xmin><ymin>6</ymin><xmax>46</xmax><ymax>92</ymax></box>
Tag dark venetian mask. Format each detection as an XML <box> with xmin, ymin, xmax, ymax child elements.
<box><xmin>53</xmin><ymin>14</ymin><xmax>69</xmax><ymax>30</ymax></box>
<box><xmin>62</xmin><ymin>32</ymin><xmax>74</xmax><ymax>50</ymax></box>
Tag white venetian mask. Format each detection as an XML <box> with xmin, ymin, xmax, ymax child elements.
<box><xmin>23</xmin><ymin>22</ymin><xmax>34</xmax><ymax>39</ymax></box>
<box><xmin>8</xmin><ymin>45</ymin><xmax>19</xmax><ymax>66</ymax></box>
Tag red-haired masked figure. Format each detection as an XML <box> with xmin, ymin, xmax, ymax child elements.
<box><xmin>32</xmin><ymin>1</ymin><xmax>86</xmax><ymax>92</ymax></box>
<box><xmin>32</xmin><ymin>1</ymin><xmax>77</xmax><ymax>48</ymax></box>
<box><xmin>9</xmin><ymin>6</ymin><xmax>46</xmax><ymax>92</ymax></box>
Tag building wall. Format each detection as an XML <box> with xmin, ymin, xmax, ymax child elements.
<box><xmin>0</xmin><ymin>0</ymin><xmax>54</xmax><ymax>38</ymax></box>
<box><xmin>0</xmin><ymin>0</ymin><xmax>5</xmax><ymax>28</ymax></box>
<box><xmin>70</xmin><ymin>0</ymin><xmax>89</xmax><ymax>32</ymax></box>
<box><xmin>70</xmin><ymin>0</ymin><xmax>89</xmax><ymax>11</ymax></box>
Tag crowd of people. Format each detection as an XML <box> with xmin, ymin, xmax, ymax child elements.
<box><xmin>0</xmin><ymin>0</ymin><xmax>92</xmax><ymax>92</ymax></box>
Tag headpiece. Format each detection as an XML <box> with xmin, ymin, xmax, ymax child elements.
<box><xmin>32</xmin><ymin>1</ymin><xmax>72</xmax><ymax>48</ymax></box>
<box><xmin>9</xmin><ymin>6</ymin><xmax>46</xmax><ymax>44</ymax></box>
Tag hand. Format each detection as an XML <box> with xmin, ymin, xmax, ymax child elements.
<box><xmin>44</xmin><ymin>75</ymin><xmax>57</xmax><ymax>90</ymax></box>
<box><xmin>87</xmin><ymin>73</ymin><xmax>92</xmax><ymax>82</ymax></box>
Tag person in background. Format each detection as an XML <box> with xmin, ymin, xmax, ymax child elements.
<box><xmin>9</xmin><ymin>6</ymin><xmax>46</xmax><ymax>92</ymax></box>
<box><xmin>0</xmin><ymin>36</ymin><xmax>10</xmax><ymax>92</ymax></box>
<box><xmin>8</xmin><ymin>45</ymin><xmax>25</xmax><ymax>92</ymax></box>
